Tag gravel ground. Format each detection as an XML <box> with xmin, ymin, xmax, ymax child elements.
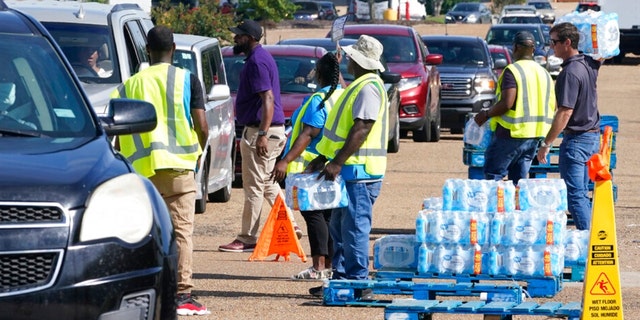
<box><xmin>185</xmin><ymin>3</ymin><xmax>640</xmax><ymax>319</ymax></box>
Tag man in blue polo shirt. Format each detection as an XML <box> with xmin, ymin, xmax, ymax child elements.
<box><xmin>537</xmin><ymin>22</ymin><xmax>601</xmax><ymax>230</ymax></box>
<box><xmin>219</xmin><ymin>19</ymin><xmax>291</xmax><ymax>252</ymax></box>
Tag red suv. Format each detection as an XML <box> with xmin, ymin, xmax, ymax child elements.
<box><xmin>222</xmin><ymin>45</ymin><xmax>328</xmax><ymax>185</ymax></box>
<box><xmin>338</xmin><ymin>25</ymin><xmax>443</xmax><ymax>142</ymax></box>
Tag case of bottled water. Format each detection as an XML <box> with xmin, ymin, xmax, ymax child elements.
<box><xmin>422</xmin><ymin>197</ymin><xmax>443</xmax><ymax>211</ymax></box>
<box><xmin>488</xmin><ymin>180</ymin><xmax>516</xmax><ymax>213</ymax></box>
<box><xmin>423</xmin><ymin>210</ymin><xmax>489</xmax><ymax>245</ymax></box>
<box><xmin>557</xmin><ymin>10</ymin><xmax>620</xmax><ymax>60</ymax></box>
<box><xmin>517</xmin><ymin>179</ymin><xmax>568</xmax><ymax>211</ymax></box>
<box><xmin>490</xmin><ymin>210</ymin><xmax>566</xmax><ymax>246</ymax></box>
<box><xmin>442</xmin><ymin>179</ymin><xmax>494</xmax><ymax>212</ymax></box>
<box><xmin>373</xmin><ymin>234</ymin><xmax>420</xmax><ymax>270</ymax></box>
<box><xmin>425</xmin><ymin>244</ymin><xmax>483</xmax><ymax>275</ymax></box>
<box><xmin>485</xmin><ymin>245</ymin><xmax>564</xmax><ymax>277</ymax></box>
<box><xmin>463</xmin><ymin>117</ymin><xmax>492</xmax><ymax>149</ymax></box>
<box><xmin>285</xmin><ymin>173</ymin><xmax>348</xmax><ymax>211</ymax></box>
<box><xmin>564</xmin><ymin>229</ymin><xmax>590</xmax><ymax>264</ymax></box>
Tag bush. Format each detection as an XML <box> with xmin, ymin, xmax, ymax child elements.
<box><xmin>151</xmin><ymin>0</ymin><xmax>236</xmax><ymax>44</ymax></box>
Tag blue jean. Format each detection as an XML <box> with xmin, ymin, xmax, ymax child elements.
<box><xmin>559</xmin><ymin>131</ymin><xmax>600</xmax><ymax>230</ymax></box>
<box><xmin>330</xmin><ymin>180</ymin><xmax>381</xmax><ymax>280</ymax></box>
<box><xmin>483</xmin><ymin>135</ymin><xmax>539</xmax><ymax>185</ymax></box>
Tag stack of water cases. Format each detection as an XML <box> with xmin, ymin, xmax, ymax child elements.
<box><xmin>374</xmin><ymin>178</ymin><xmax>571</xmax><ymax>279</ymax></box>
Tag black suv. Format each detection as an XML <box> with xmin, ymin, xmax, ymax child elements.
<box><xmin>0</xmin><ymin>2</ymin><xmax>177</xmax><ymax>319</ymax></box>
<box><xmin>421</xmin><ymin>35</ymin><xmax>498</xmax><ymax>133</ymax></box>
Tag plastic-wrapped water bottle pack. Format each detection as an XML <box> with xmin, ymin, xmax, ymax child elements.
<box><xmin>564</xmin><ymin>229</ymin><xmax>590</xmax><ymax>264</ymax></box>
<box><xmin>285</xmin><ymin>172</ymin><xmax>348</xmax><ymax>211</ymax></box>
<box><xmin>557</xmin><ymin>10</ymin><xmax>620</xmax><ymax>60</ymax></box>
<box><xmin>484</xmin><ymin>245</ymin><xmax>564</xmax><ymax>277</ymax></box>
<box><xmin>490</xmin><ymin>210</ymin><xmax>567</xmax><ymax>246</ymax></box>
<box><xmin>442</xmin><ymin>179</ymin><xmax>516</xmax><ymax>213</ymax></box>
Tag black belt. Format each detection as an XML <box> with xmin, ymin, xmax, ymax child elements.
<box><xmin>563</xmin><ymin>128</ymin><xmax>599</xmax><ymax>135</ymax></box>
<box><xmin>245</xmin><ymin>123</ymin><xmax>284</xmax><ymax>128</ymax></box>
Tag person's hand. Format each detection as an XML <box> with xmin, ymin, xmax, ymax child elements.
<box><xmin>537</xmin><ymin>146</ymin><xmax>549</xmax><ymax>164</ymax></box>
<box><xmin>335</xmin><ymin>47</ymin><xmax>343</xmax><ymax>64</ymax></box>
<box><xmin>305</xmin><ymin>155</ymin><xmax>327</xmax><ymax>173</ymax></box>
<box><xmin>294</xmin><ymin>76</ymin><xmax>305</xmax><ymax>84</ymax></box>
<box><xmin>474</xmin><ymin>110</ymin><xmax>489</xmax><ymax>126</ymax></box>
<box><xmin>318</xmin><ymin>161</ymin><xmax>341</xmax><ymax>181</ymax></box>
<box><xmin>256</xmin><ymin>135</ymin><xmax>269</xmax><ymax>157</ymax></box>
<box><xmin>272</xmin><ymin>159</ymin><xmax>288</xmax><ymax>182</ymax></box>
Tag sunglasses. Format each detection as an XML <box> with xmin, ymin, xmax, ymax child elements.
<box><xmin>550</xmin><ymin>38</ymin><xmax>563</xmax><ymax>45</ymax></box>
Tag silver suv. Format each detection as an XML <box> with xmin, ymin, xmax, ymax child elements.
<box><xmin>7</xmin><ymin>0</ymin><xmax>154</xmax><ymax>115</ymax></box>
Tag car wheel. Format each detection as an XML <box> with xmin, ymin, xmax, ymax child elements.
<box><xmin>429</xmin><ymin>100</ymin><xmax>441</xmax><ymax>142</ymax></box>
<box><xmin>387</xmin><ymin>113</ymin><xmax>400</xmax><ymax>153</ymax></box>
<box><xmin>195</xmin><ymin>162</ymin><xmax>208</xmax><ymax>214</ymax></box>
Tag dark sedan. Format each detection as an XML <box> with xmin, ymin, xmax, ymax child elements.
<box><xmin>0</xmin><ymin>4</ymin><xmax>177</xmax><ymax>320</ymax></box>
<box><xmin>445</xmin><ymin>2</ymin><xmax>493</xmax><ymax>24</ymax></box>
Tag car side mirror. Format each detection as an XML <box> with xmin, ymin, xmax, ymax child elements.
<box><xmin>493</xmin><ymin>58</ymin><xmax>508</xmax><ymax>69</ymax></box>
<box><xmin>380</xmin><ymin>71</ymin><xmax>401</xmax><ymax>84</ymax></box>
<box><xmin>207</xmin><ymin>84</ymin><xmax>231</xmax><ymax>102</ymax></box>
<box><xmin>101</xmin><ymin>98</ymin><xmax>157</xmax><ymax>135</ymax></box>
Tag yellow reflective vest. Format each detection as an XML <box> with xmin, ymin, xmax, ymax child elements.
<box><xmin>111</xmin><ymin>63</ymin><xmax>201</xmax><ymax>178</ymax></box>
<box><xmin>490</xmin><ymin>59</ymin><xmax>556</xmax><ymax>138</ymax></box>
<box><xmin>316</xmin><ymin>73</ymin><xmax>388</xmax><ymax>176</ymax></box>
<box><xmin>286</xmin><ymin>88</ymin><xmax>345</xmax><ymax>174</ymax></box>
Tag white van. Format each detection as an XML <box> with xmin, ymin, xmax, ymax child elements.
<box><xmin>353</xmin><ymin>0</ymin><xmax>426</xmax><ymax>21</ymax></box>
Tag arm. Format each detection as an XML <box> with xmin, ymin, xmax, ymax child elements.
<box><xmin>272</xmin><ymin>124</ymin><xmax>322</xmax><ymax>181</ymax></box>
<box><xmin>474</xmin><ymin>86</ymin><xmax>516</xmax><ymax>125</ymax></box>
<box><xmin>256</xmin><ymin>89</ymin><xmax>275</xmax><ymax>157</ymax></box>
<box><xmin>537</xmin><ymin>106</ymin><xmax>572</xmax><ymax>163</ymax></box>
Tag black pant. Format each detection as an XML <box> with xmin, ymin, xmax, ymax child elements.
<box><xmin>301</xmin><ymin>209</ymin><xmax>333</xmax><ymax>258</ymax></box>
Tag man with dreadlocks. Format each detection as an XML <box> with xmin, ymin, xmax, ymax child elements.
<box><xmin>272</xmin><ymin>52</ymin><xmax>344</xmax><ymax>280</ymax></box>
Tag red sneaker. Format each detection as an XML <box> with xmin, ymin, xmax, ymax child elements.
<box><xmin>176</xmin><ymin>293</ymin><xmax>210</xmax><ymax>316</ymax></box>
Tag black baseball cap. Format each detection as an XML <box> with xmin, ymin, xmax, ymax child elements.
<box><xmin>229</xmin><ymin>19</ymin><xmax>262</xmax><ymax>41</ymax></box>
<box><xmin>513</xmin><ymin>31</ymin><xmax>535</xmax><ymax>47</ymax></box>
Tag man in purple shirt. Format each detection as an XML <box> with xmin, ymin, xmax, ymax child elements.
<box><xmin>219</xmin><ymin>19</ymin><xmax>291</xmax><ymax>252</ymax></box>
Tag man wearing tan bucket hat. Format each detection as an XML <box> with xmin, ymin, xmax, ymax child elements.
<box><xmin>307</xmin><ymin>35</ymin><xmax>389</xmax><ymax>298</ymax></box>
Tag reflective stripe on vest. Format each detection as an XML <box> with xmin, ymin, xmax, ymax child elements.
<box><xmin>317</xmin><ymin>73</ymin><xmax>388</xmax><ymax>175</ymax></box>
<box><xmin>286</xmin><ymin>88</ymin><xmax>344</xmax><ymax>174</ymax></box>
<box><xmin>113</xmin><ymin>64</ymin><xmax>200</xmax><ymax>177</ymax></box>
<box><xmin>491</xmin><ymin>60</ymin><xmax>555</xmax><ymax>138</ymax></box>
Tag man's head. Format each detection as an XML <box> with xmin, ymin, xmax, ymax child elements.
<box><xmin>146</xmin><ymin>25</ymin><xmax>175</xmax><ymax>64</ymax></box>
<box><xmin>549</xmin><ymin>22</ymin><xmax>580</xmax><ymax>60</ymax></box>
<box><xmin>512</xmin><ymin>31</ymin><xmax>535</xmax><ymax>60</ymax></box>
<box><xmin>342</xmin><ymin>35</ymin><xmax>385</xmax><ymax>75</ymax></box>
<box><xmin>229</xmin><ymin>19</ymin><xmax>262</xmax><ymax>55</ymax></box>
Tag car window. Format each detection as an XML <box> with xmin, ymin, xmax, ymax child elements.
<box><xmin>427</xmin><ymin>40</ymin><xmax>489</xmax><ymax>66</ymax></box>
<box><xmin>500</xmin><ymin>16</ymin><xmax>543</xmax><ymax>24</ymax></box>
<box><xmin>530</xmin><ymin>2</ymin><xmax>552</xmax><ymax>10</ymax></box>
<box><xmin>223</xmin><ymin>57</ymin><xmax>244</xmax><ymax>92</ymax></box>
<box><xmin>0</xmin><ymin>33</ymin><xmax>94</xmax><ymax>137</ymax></box>
<box><xmin>41</xmin><ymin>22</ymin><xmax>120</xmax><ymax>83</ymax></box>
<box><xmin>487</xmin><ymin>27</ymin><xmax>544</xmax><ymax>48</ymax></box>
<box><xmin>203</xmin><ymin>46</ymin><xmax>226</xmax><ymax>87</ymax></box>
<box><xmin>123</xmin><ymin>20</ymin><xmax>149</xmax><ymax>75</ymax></box>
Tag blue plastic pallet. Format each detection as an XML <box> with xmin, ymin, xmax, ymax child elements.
<box><xmin>384</xmin><ymin>299</ymin><xmax>582</xmax><ymax>320</ymax></box>
<box><xmin>323</xmin><ymin>279</ymin><xmax>525</xmax><ymax>307</ymax></box>
<box><xmin>372</xmin><ymin>270</ymin><xmax>563</xmax><ymax>298</ymax></box>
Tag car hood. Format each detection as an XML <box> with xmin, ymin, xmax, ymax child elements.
<box><xmin>437</xmin><ymin>64</ymin><xmax>488</xmax><ymax>75</ymax></box>
<box><xmin>386</xmin><ymin>62</ymin><xmax>424</xmax><ymax>78</ymax></box>
<box><xmin>447</xmin><ymin>10</ymin><xmax>475</xmax><ymax>17</ymax></box>
<box><xmin>281</xmin><ymin>92</ymin><xmax>311</xmax><ymax>118</ymax></box>
<box><xmin>0</xmin><ymin>137</ymin><xmax>130</xmax><ymax>207</ymax></box>
<box><xmin>80</xmin><ymin>83</ymin><xmax>120</xmax><ymax>116</ymax></box>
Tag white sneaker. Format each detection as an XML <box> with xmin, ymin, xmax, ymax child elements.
<box><xmin>291</xmin><ymin>266</ymin><xmax>331</xmax><ymax>280</ymax></box>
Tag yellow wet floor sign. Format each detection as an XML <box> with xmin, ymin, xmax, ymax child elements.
<box><xmin>582</xmin><ymin>126</ymin><xmax>623</xmax><ymax>319</ymax></box>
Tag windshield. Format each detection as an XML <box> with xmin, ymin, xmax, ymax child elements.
<box><xmin>41</xmin><ymin>22</ymin><xmax>120</xmax><ymax>84</ymax></box>
<box><xmin>426</xmin><ymin>40</ymin><xmax>489</xmax><ymax>66</ymax></box>
<box><xmin>500</xmin><ymin>16</ymin><xmax>543</xmax><ymax>24</ymax></box>
<box><xmin>486</xmin><ymin>28</ymin><xmax>544</xmax><ymax>48</ymax></box>
<box><xmin>0</xmin><ymin>34</ymin><xmax>96</xmax><ymax>138</ymax></box>
<box><xmin>530</xmin><ymin>2</ymin><xmax>552</xmax><ymax>9</ymax></box>
<box><xmin>223</xmin><ymin>55</ymin><xmax>319</xmax><ymax>94</ymax></box>
<box><xmin>452</xmin><ymin>3</ymin><xmax>479</xmax><ymax>12</ymax></box>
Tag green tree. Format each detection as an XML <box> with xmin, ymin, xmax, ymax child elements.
<box><xmin>151</xmin><ymin>0</ymin><xmax>236</xmax><ymax>44</ymax></box>
<box><xmin>235</xmin><ymin>0</ymin><xmax>297</xmax><ymax>43</ymax></box>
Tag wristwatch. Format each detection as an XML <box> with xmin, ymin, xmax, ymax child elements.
<box><xmin>257</xmin><ymin>130</ymin><xmax>267</xmax><ymax>137</ymax></box>
<box><xmin>539</xmin><ymin>140</ymin><xmax>552</xmax><ymax>148</ymax></box>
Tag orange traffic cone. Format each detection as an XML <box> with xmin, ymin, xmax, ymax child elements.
<box><xmin>248</xmin><ymin>193</ymin><xmax>307</xmax><ymax>262</ymax></box>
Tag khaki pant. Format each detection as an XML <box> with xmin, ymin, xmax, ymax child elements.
<box><xmin>237</xmin><ymin>126</ymin><xmax>286</xmax><ymax>244</ymax></box>
<box><xmin>150</xmin><ymin>169</ymin><xmax>196</xmax><ymax>294</ymax></box>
